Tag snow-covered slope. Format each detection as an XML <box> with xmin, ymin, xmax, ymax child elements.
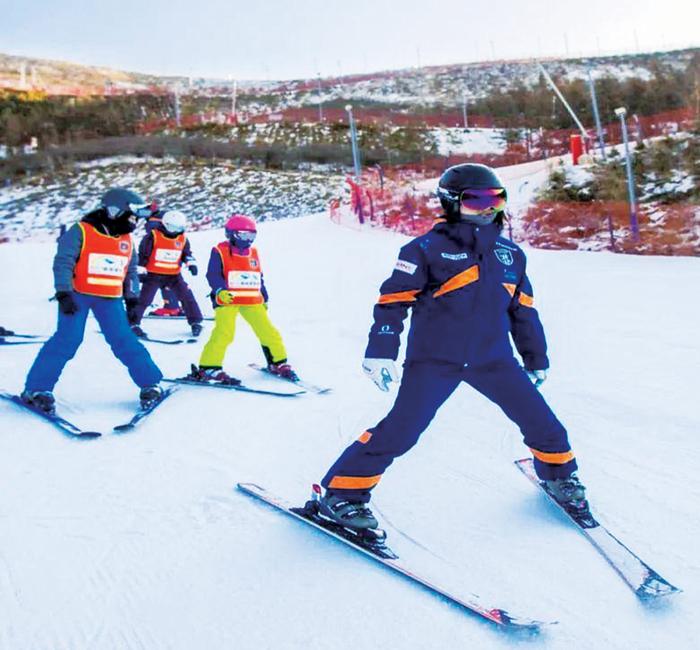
<box><xmin>0</xmin><ymin>214</ymin><xmax>698</xmax><ymax>649</ymax></box>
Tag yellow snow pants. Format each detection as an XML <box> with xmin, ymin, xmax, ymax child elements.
<box><xmin>199</xmin><ymin>304</ymin><xmax>287</xmax><ymax>368</ymax></box>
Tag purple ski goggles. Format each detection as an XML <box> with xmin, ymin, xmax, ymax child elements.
<box><xmin>459</xmin><ymin>188</ymin><xmax>507</xmax><ymax>215</ymax></box>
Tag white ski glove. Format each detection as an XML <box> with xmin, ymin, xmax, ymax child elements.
<box><xmin>526</xmin><ymin>369</ymin><xmax>548</xmax><ymax>387</ymax></box>
<box><xmin>362</xmin><ymin>358</ymin><xmax>400</xmax><ymax>392</ymax></box>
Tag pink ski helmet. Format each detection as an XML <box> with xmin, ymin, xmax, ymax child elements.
<box><xmin>225</xmin><ymin>214</ymin><xmax>257</xmax><ymax>248</ymax></box>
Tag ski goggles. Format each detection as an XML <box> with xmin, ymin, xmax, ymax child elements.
<box><xmin>459</xmin><ymin>188</ymin><xmax>507</xmax><ymax>215</ymax></box>
<box><xmin>106</xmin><ymin>203</ymin><xmax>153</xmax><ymax>220</ymax></box>
<box><xmin>229</xmin><ymin>230</ymin><xmax>257</xmax><ymax>244</ymax></box>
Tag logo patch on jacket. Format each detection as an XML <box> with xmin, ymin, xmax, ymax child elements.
<box><xmin>175</xmin><ymin>240</ymin><xmax>183</xmax><ymax>249</ymax></box>
<box><xmin>119</xmin><ymin>241</ymin><xmax>130</xmax><ymax>253</ymax></box>
<box><xmin>494</xmin><ymin>249</ymin><xmax>514</xmax><ymax>266</ymax></box>
<box><xmin>395</xmin><ymin>259</ymin><xmax>417</xmax><ymax>275</ymax></box>
<box><xmin>441</xmin><ymin>252</ymin><xmax>469</xmax><ymax>260</ymax></box>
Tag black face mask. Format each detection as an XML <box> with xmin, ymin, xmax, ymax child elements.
<box><xmin>107</xmin><ymin>213</ymin><xmax>137</xmax><ymax>235</ymax></box>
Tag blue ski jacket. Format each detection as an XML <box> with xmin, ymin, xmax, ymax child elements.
<box><xmin>365</xmin><ymin>220</ymin><xmax>549</xmax><ymax>371</ymax></box>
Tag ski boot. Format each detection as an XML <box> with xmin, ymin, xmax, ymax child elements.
<box><xmin>292</xmin><ymin>485</ymin><xmax>395</xmax><ymax>558</ymax></box>
<box><xmin>317</xmin><ymin>492</ymin><xmax>379</xmax><ymax>530</ymax></box>
<box><xmin>544</xmin><ymin>473</ymin><xmax>593</xmax><ymax>524</ymax></box>
<box><xmin>186</xmin><ymin>364</ymin><xmax>241</xmax><ymax>386</ymax></box>
<box><xmin>139</xmin><ymin>384</ymin><xmax>164</xmax><ymax>409</ymax></box>
<box><xmin>20</xmin><ymin>390</ymin><xmax>56</xmax><ymax>415</ymax></box>
<box><xmin>0</xmin><ymin>326</ymin><xmax>15</xmax><ymax>336</ymax></box>
<box><xmin>267</xmin><ymin>361</ymin><xmax>299</xmax><ymax>382</ymax></box>
<box><xmin>150</xmin><ymin>307</ymin><xmax>184</xmax><ymax>317</ymax></box>
<box><xmin>190</xmin><ymin>322</ymin><xmax>203</xmax><ymax>337</ymax></box>
<box><xmin>131</xmin><ymin>325</ymin><xmax>147</xmax><ymax>338</ymax></box>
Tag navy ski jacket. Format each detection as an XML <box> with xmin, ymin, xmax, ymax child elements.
<box><xmin>365</xmin><ymin>220</ymin><xmax>549</xmax><ymax>371</ymax></box>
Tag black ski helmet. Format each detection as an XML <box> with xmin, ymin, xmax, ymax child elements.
<box><xmin>100</xmin><ymin>188</ymin><xmax>151</xmax><ymax>220</ymax></box>
<box><xmin>436</xmin><ymin>163</ymin><xmax>507</xmax><ymax>223</ymax></box>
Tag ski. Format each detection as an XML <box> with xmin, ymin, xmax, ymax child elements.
<box><xmin>248</xmin><ymin>363</ymin><xmax>331</xmax><ymax>394</ymax></box>
<box><xmin>237</xmin><ymin>482</ymin><xmax>552</xmax><ymax>631</ymax></box>
<box><xmin>0</xmin><ymin>391</ymin><xmax>101</xmax><ymax>438</ymax></box>
<box><xmin>163</xmin><ymin>377</ymin><xmax>304</xmax><ymax>397</ymax></box>
<box><xmin>0</xmin><ymin>339</ymin><xmax>45</xmax><ymax>346</ymax></box>
<box><xmin>145</xmin><ymin>314</ymin><xmax>214</xmax><ymax>321</ymax></box>
<box><xmin>113</xmin><ymin>387</ymin><xmax>179</xmax><ymax>432</ymax></box>
<box><xmin>0</xmin><ymin>332</ymin><xmax>45</xmax><ymax>339</ymax></box>
<box><xmin>515</xmin><ymin>458</ymin><xmax>680</xmax><ymax>600</ymax></box>
<box><xmin>139</xmin><ymin>336</ymin><xmax>198</xmax><ymax>345</ymax></box>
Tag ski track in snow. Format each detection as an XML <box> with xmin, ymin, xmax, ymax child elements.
<box><xmin>0</xmin><ymin>213</ymin><xmax>698</xmax><ymax>649</ymax></box>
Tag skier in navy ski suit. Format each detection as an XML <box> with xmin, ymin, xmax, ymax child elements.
<box><xmin>319</xmin><ymin>164</ymin><xmax>587</xmax><ymax>530</ymax></box>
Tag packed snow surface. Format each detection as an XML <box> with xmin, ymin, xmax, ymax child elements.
<box><xmin>0</xmin><ymin>213</ymin><xmax>698</xmax><ymax>649</ymax></box>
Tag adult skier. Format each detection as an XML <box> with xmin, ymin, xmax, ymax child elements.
<box><xmin>317</xmin><ymin>163</ymin><xmax>588</xmax><ymax>529</ymax></box>
<box><xmin>185</xmin><ymin>214</ymin><xmax>297</xmax><ymax>383</ymax></box>
<box><xmin>130</xmin><ymin>209</ymin><xmax>203</xmax><ymax>337</ymax></box>
<box><xmin>21</xmin><ymin>188</ymin><xmax>164</xmax><ymax>414</ymax></box>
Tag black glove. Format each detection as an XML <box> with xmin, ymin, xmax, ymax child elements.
<box><xmin>124</xmin><ymin>296</ymin><xmax>140</xmax><ymax>325</ymax></box>
<box><xmin>55</xmin><ymin>291</ymin><xmax>79</xmax><ymax>315</ymax></box>
<box><xmin>188</xmin><ymin>263</ymin><xmax>198</xmax><ymax>276</ymax></box>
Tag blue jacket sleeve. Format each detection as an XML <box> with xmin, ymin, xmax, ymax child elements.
<box><xmin>123</xmin><ymin>246</ymin><xmax>139</xmax><ymax>299</ymax></box>
<box><xmin>365</xmin><ymin>240</ymin><xmax>427</xmax><ymax>360</ymax></box>
<box><xmin>138</xmin><ymin>233</ymin><xmax>154</xmax><ymax>267</ymax></box>
<box><xmin>261</xmin><ymin>274</ymin><xmax>269</xmax><ymax>303</ymax></box>
<box><xmin>508</xmin><ymin>259</ymin><xmax>549</xmax><ymax>371</ymax></box>
<box><xmin>182</xmin><ymin>238</ymin><xmax>195</xmax><ymax>266</ymax></box>
<box><xmin>206</xmin><ymin>248</ymin><xmax>226</xmax><ymax>294</ymax></box>
<box><xmin>53</xmin><ymin>224</ymin><xmax>83</xmax><ymax>293</ymax></box>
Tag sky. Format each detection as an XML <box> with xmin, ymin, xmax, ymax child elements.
<box><xmin>1</xmin><ymin>0</ymin><xmax>699</xmax><ymax>80</ymax></box>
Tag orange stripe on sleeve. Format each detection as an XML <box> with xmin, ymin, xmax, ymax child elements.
<box><xmin>519</xmin><ymin>292</ymin><xmax>534</xmax><ymax>307</ymax></box>
<box><xmin>377</xmin><ymin>289</ymin><xmax>420</xmax><ymax>305</ymax></box>
<box><xmin>433</xmin><ymin>265</ymin><xmax>479</xmax><ymax>298</ymax></box>
<box><xmin>502</xmin><ymin>283</ymin><xmax>516</xmax><ymax>297</ymax></box>
<box><xmin>328</xmin><ymin>474</ymin><xmax>382</xmax><ymax>490</ymax></box>
<box><xmin>357</xmin><ymin>431</ymin><xmax>372</xmax><ymax>444</ymax></box>
<box><xmin>530</xmin><ymin>448</ymin><xmax>575</xmax><ymax>464</ymax></box>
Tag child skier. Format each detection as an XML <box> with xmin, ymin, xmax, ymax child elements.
<box><xmin>316</xmin><ymin>163</ymin><xmax>589</xmax><ymax>530</ymax></box>
<box><xmin>186</xmin><ymin>214</ymin><xmax>297</xmax><ymax>384</ymax></box>
<box><xmin>144</xmin><ymin>203</ymin><xmax>185</xmax><ymax>317</ymax></box>
<box><xmin>21</xmin><ymin>188</ymin><xmax>164</xmax><ymax>414</ymax></box>
<box><xmin>130</xmin><ymin>209</ymin><xmax>204</xmax><ymax>337</ymax></box>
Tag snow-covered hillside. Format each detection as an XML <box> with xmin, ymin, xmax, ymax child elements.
<box><xmin>0</xmin><ymin>159</ymin><xmax>346</xmax><ymax>241</ymax></box>
<box><xmin>0</xmin><ymin>214</ymin><xmax>698</xmax><ymax>649</ymax></box>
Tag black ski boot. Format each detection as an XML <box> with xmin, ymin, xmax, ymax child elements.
<box><xmin>139</xmin><ymin>384</ymin><xmax>164</xmax><ymax>409</ymax></box>
<box><xmin>131</xmin><ymin>325</ymin><xmax>147</xmax><ymax>338</ymax></box>
<box><xmin>0</xmin><ymin>326</ymin><xmax>15</xmax><ymax>336</ymax></box>
<box><xmin>21</xmin><ymin>390</ymin><xmax>56</xmax><ymax>415</ymax></box>
<box><xmin>544</xmin><ymin>474</ymin><xmax>592</xmax><ymax>522</ymax></box>
<box><xmin>191</xmin><ymin>322</ymin><xmax>203</xmax><ymax>337</ymax></box>
<box><xmin>317</xmin><ymin>493</ymin><xmax>379</xmax><ymax>530</ymax></box>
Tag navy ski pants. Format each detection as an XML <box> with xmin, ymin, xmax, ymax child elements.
<box><xmin>322</xmin><ymin>358</ymin><xmax>577</xmax><ymax>502</ymax></box>
<box><xmin>25</xmin><ymin>294</ymin><xmax>163</xmax><ymax>392</ymax></box>
<box><xmin>132</xmin><ymin>273</ymin><xmax>203</xmax><ymax>325</ymax></box>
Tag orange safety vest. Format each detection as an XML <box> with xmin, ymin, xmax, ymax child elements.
<box><xmin>73</xmin><ymin>223</ymin><xmax>133</xmax><ymax>298</ymax></box>
<box><xmin>145</xmin><ymin>230</ymin><xmax>186</xmax><ymax>275</ymax></box>
<box><xmin>215</xmin><ymin>242</ymin><xmax>264</xmax><ymax>306</ymax></box>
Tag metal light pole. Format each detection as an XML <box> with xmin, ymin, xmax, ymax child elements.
<box><xmin>462</xmin><ymin>92</ymin><xmax>469</xmax><ymax>129</ymax></box>
<box><xmin>614</xmin><ymin>107</ymin><xmax>640</xmax><ymax>240</ymax></box>
<box><xmin>174</xmin><ymin>85</ymin><xmax>181</xmax><ymax>128</ymax></box>
<box><xmin>345</xmin><ymin>104</ymin><xmax>361</xmax><ymax>180</ymax></box>
<box><xmin>231</xmin><ymin>80</ymin><xmax>238</xmax><ymax>120</ymax></box>
<box><xmin>317</xmin><ymin>73</ymin><xmax>324</xmax><ymax>122</ymax></box>
<box><xmin>586</xmin><ymin>68</ymin><xmax>606</xmax><ymax>160</ymax></box>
